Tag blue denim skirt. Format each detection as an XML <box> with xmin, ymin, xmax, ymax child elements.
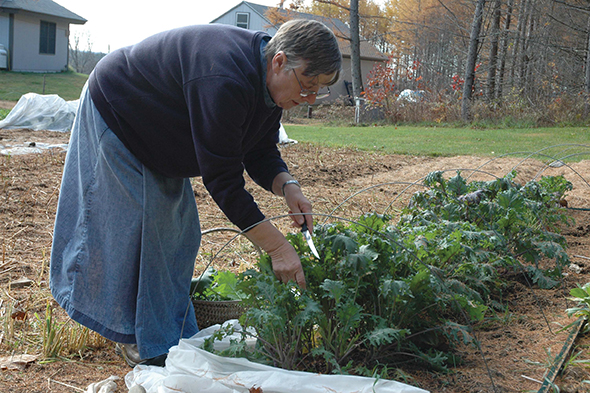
<box><xmin>50</xmin><ymin>85</ymin><xmax>201</xmax><ymax>359</ymax></box>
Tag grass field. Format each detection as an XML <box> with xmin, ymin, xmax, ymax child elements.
<box><xmin>284</xmin><ymin>125</ymin><xmax>590</xmax><ymax>160</ymax></box>
<box><xmin>0</xmin><ymin>70</ymin><xmax>88</xmax><ymax>101</ymax></box>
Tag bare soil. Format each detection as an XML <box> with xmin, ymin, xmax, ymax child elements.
<box><xmin>1</xmin><ymin>128</ymin><xmax>590</xmax><ymax>392</ymax></box>
<box><xmin>0</xmin><ymin>100</ymin><xmax>16</xmax><ymax>110</ymax></box>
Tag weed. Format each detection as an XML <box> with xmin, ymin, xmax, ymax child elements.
<box><xmin>34</xmin><ymin>302</ymin><xmax>107</xmax><ymax>362</ymax></box>
<box><xmin>0</xmin><ymin>108</ymin><xmax>9</xmax><ymax>120</ymax></box>
<box><xmin>563</xmin><ymin>349</ymin><xmax>590</xmax><ymax>371</ymax></box>
<box><xmin>523</xmin><ymin>347</ymin><xmax>557</xmax><ymax>369</ymax></box>
<box><xmin>565</xmin><ymin>283</ymin><xmax>590</xmax><ymax>334</ymax></box>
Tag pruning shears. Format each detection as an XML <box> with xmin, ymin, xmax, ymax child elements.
<box><xmin>301</xmin><ymin>222</ymin><xmax>320</xmax><ymax>259</ymax></box>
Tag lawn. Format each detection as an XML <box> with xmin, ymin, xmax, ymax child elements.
<box><xmin>0</xmin><ymin>70</ymin><xmax>88</xmax><ymax>102</ymax></box>
<box><xmin>284</xmin><ymin>124</ymin><xmax>590</xmax><ymax>160</ymax></box>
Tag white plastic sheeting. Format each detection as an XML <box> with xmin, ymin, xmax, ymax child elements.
<box><xmin>125</xmin><ymin>320</ymin><xmax>429</xmax><ymax>393</ymax></box>
<box><xmin>278</xmin><ymin>123</ymin><xmax>297</xmax><ymax>145</ymax></box>
<box><xmin>86</xmin><ymin>375</ymin><xmax>120</xmax><ymax>393</ymax></box>
<box><xmin>0</xmin><ymin>93</ymin><xmax>78</xmax><ymax>132</ymax></box>
<box><xmin>0</xmin><ymin>142</ymin><xmax>69</xmax><ymax>156</ymax></box>
<box><xmin>397</xmin><ymin>90</ymin><xmax>425</xmax><ymax>103</ymax></box>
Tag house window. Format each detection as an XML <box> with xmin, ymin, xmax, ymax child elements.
<box><xmin>236</xmin><ymin>13</ymin><xmax>249</xmax><ymax>29</ymax></box>
<box><xmin>40</xmin><ymin>20</ymin><xmax>56</xmax><ymax>55</ymax></box>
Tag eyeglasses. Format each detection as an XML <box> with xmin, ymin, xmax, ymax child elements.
<box><xmin>292</xmin><ymin>69</ymin><xmax>331</xmax><ymax>100</ymax></box>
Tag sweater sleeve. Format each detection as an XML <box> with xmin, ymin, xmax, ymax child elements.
<box><xmin>184</xmin><ymin>75</ymin><xmax>276</xmax><ymax>231</ymax></box>
<box><xmin>243</xmin><ymin>122</ymin><xmax>289</xmax><ymax>193</ymax></box>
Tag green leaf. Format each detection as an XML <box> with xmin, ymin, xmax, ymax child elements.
<box><xmin>366</xmin><ymin>327</ymin><xmax>408</xmax><ymax>347</ymax></box>
<box><xmin>447</xmin><ymin>171</ymin><xmax>469</xmax><ymax>196</ymax></box>
<box><xmin>410</xmin><ymin>269</ymin><xmax>431</xmax><ymax>293</ymax></box>
<box><xmin>497</xmin><ymin>189</ymin><xmax>524</xmax><ymax>210</ymax></box>
<box><xmin>380</xmin><ymin>279</ymin><xmax>410</xmax><ymax>302</ymax></box>
<box><xmin>327</xmin><ymin>234</ymin><xmax>358</xmax><ymax>254</ymax></box>
<box><xmin>570</xmin><ymin>287</ymin><xmax>590</xmax><ymax>300</ymax></box>
<box><xmin>352</xmin><ymin>213</ymin><xmax>390</xmax><ymax>233</ymax></box>
<box><xmin>191</xmin><ymin>267</ymin><xmax>215</xmax><ymax>297</ymax></box>
<box><xmin>525</xmin><ymin>266</ymin><xmax>559</xmax><ymax>289</ymax></box>
<box><xmin>453</xmin><ymin>295</ymin><xmax>487</xmax><ymax>321</ymax></box>
<box><xmin>424</xmin><ymin>171</ymin><xmax>445</xmax><ymax>189</ymax></box>
<box><xmin>321</xmin><ymin>279</ymin><xmax>346</xmax><ymax>304</ymax></box>
<box><xmin>205</xmin><ymin>271</ymin><xmax>247</xmax><ymax>300</ymax></box>
<box><xmin>359</xmin><ymin>244</ymin><xmax>380</xmax><ymax>261</ymax></box>
<box><xmin>294</xmin><ymin>297</ymin><xmax>322</xmax><ymax>323</ymax></box>
<box><xmin>444</xmin><ymin>321</ymin><xmax>475</xmax><ymax>346</ymax></box>
<box><xmin>336</xmin><ymin>301</ymin><xmax>363</xmax><ymax>331</ymax></box>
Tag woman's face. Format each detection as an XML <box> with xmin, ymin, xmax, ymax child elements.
<box><xmin>266</xmin><ymin>52</ymin><xmax>335</xmax><ymax>110</ymax></box>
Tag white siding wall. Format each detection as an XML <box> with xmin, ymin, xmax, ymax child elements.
<box><xmin>212</xmin><ymin>4</ymin><xmax>277</xmax><ymax>35</ymax></box>
<box><xmin>12</xmin><ymin>13</ymin><xmax>69</xmax><ymax>72</ymax></box>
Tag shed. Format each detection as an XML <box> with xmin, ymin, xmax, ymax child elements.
<box><xmin>0</xmin><ymin>0</ymin><xmax>86</xmax><ymax>72</ymax></box>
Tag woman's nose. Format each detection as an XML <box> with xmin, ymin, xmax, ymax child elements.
<box><xmin>303</xmin><ymin>94</ymin><xmax>317</xmax><ymax>105</ymax></box>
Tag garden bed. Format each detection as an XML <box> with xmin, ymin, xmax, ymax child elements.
<box><xmin>1</xmin><ymin>129</ymin><xmax>589</xmax><ymax>392</ymax></box>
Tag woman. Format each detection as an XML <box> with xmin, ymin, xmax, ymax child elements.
<box><xmin>50</xmin><ymin>19</ymin><xmax>342</xmax><ymax>366</ymax></box>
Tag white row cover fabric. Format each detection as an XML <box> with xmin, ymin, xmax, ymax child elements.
<box><xmin>0</xmin><ymin>93</ymin><xmax>79</xmax><ymax>132</ymax></box>
<box><xmin>0</xmin><ymin>142</ymin><xmax>69</xmax><ymax>156</ymax></box>
<box><xmin>278</xmin><ymin>123</ymin><xmax>297</xmax><ymax>145</ymax></box>
<box><xmin>125</xmin><ymin>320</ymin><xmax>428</xmax><ymax>393</ymax></box>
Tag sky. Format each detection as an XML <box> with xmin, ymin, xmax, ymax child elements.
<box><xmin>54</xmin><ymin>0</ymin><xmax>290</xmax><ymax>53</ymax></box>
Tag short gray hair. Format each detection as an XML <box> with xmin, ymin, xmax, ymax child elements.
<box><xmin>265</xmin><ymin>19</ymin><xmax>342</xmax><ymax>86</ymax></box>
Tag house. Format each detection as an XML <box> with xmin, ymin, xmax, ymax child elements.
<box><xmin>211</xmin><ymin>1</ymin><xmax>387</xmax><ymax>103</ymax></box>
<box><xmin>0</xmin><ymin>0</ymin><xmax>86</xmax><ymax>72</ymax></box>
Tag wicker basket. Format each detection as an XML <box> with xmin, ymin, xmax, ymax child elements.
<box><xmin>192</xmin><ymin>299</ymin><xmax>245</xmax><ymax>329</ymax></box>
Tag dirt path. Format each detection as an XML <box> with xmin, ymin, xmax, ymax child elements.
<box><xmin>0</xmin><ymin>99</ymin><xmax>16</xmax><ymax>110</ymax></box>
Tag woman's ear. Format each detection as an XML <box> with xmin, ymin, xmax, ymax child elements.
<box><xmin>271</xmin><ymin>51</ymin><xmax>287</xmax><ymax>74</ymax></box>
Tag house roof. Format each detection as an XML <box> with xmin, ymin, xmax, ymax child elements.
<box><xmin>0</xmin><ymin>0</ymin><xmax>86</xmax><ymax>24</ymax></box>
<box><xmin>213</xmin><ymin>1</ymin><xmax>387</xmax><ymax>62</ymax></box>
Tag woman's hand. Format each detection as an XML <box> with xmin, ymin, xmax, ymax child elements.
<box><xmin>273</xmin><ymin>173</ymin><xmax>313</xmax><ymax>233</ymax></box>
<box><xmin>244</xmin><ymin>221</ymin><xmax>306</xmax><ymax>289</ymax></box>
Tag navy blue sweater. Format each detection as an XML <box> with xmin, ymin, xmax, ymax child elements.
<box><xmin>88</xmin><ymin>24</ymin><xmax>288</xmax><ymax>231</ymax></box>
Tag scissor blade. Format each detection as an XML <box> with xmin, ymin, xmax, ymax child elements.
<box><xmin>301</xmin><ymin>223</ymin><xmax>320</xmax><ymax>259</ymax></box>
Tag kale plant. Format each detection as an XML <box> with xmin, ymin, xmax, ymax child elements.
<box><xmin>212</xmin><ymin>172</ymin><xmax>573</xmax><ymax>377</ymax></box>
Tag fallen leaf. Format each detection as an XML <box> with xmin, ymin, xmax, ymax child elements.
<box><xmin>0</xmin><ymin>354</ymin><xmax>38</xmax><ymax>370</ymax></box>
<box><xmin>249</xmin><ymin>386</ymin><xmax>263</xmax><ymax>393</ymax></box>
<box><xmin>11</xmin><ymin>309</ymin><xmax>27</xmax><ymax>321</ymax></box>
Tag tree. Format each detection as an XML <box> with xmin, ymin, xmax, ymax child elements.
<box><xmin>461</xmin><ymin>0</ymin><xmax>487</xmax><ymax>120</ymax></box>
<box><xmin>350</xmin><ymin>0</ymin><xmax>363</xmax><ymax>101</ymax></box>
<box><xmin>307</xmin><ymin>0</ymin><xmax>392</xmax><ymax>51</ymax></box>
<box><xmin>495</xmin><ymin>0</ymin><xmax>514</xmax><ymax>101</ymax></box>
<box><xmin>308</xmin><ymin>0</ymin><xmax>371</xmax><ymax>122</ymax></box>
<box><xmin>68</xmin><ymin>31</ymin><xmax>107</xmax><ymax>75</ymax></box>
<box><xmin>69</xmin><ymin>31</ymin><xmax>94</xmax><ymax>73</ymax></box>
<box><xmin>486</xmin><ymin>0</ymin><xmax>502</xmax><ymax>101</ymax></box>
